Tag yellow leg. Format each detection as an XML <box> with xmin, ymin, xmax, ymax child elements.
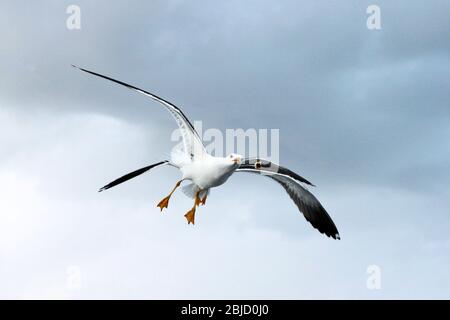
<box><xmin>184</xmin><ymin>191</ymin><xmax>201</xmax><ymax>225</ymax></box>
<box><xmin>195</xmin><ymin>192</ymin><xmax>202</xmax><ymax>207</ymax></box>
<box><xmin>157</xmin><ymin>180</ymin><xmax>182</xmax><ymax>212</ymax></box>
<box><xmin>200</xmin><ymin>194</ymin><xmax>207</xmax><ymax>206</ymax></box>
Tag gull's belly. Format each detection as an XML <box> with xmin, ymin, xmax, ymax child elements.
<box><xmin>182</xmin><ymin>162</ymin><xmax>234</xmax><ymax>189</ymax></box>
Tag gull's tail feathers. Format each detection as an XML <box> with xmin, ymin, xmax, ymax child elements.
<box><xmin>181</xmin><ymin>183</ymin><xmax>199</xmax><ymax>198</ymax></box>
<box><xmin>98</xmin><ymin>160</ymin><xmax>169</xmax><ymax>192</ymax></box>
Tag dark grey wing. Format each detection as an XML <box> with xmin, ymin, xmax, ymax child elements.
<box><xmin>271</xmin><ymin>174</ymin><xmax>339</xmax><ymax>239</ymax></box>
<box><xmin>238</xmin><ymin>158</ymin><xmax>315</xmax><ymax>186</ymax></box>
<box><xmin>237</xmin><ymin>159</ymin><xmax>340</xmax><ymax>240</ymax></box>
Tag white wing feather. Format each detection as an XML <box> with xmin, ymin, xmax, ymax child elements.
<box><xmin>73</xmin><ymin>65</ymin><xmax>207</xmax><ymax>161</ymax></box>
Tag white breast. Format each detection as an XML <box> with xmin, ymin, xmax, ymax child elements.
<box><xmin>181</xmin><ymin>156</ymin><xmax>236</xmax><ymax>189</ymax></box>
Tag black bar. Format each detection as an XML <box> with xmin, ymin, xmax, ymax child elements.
<box><xmin>0</xmin><ymin>300</ymin><xmax>448</xmax><ymax>318</ymax></box>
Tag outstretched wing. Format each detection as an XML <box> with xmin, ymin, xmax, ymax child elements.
<box><xmin>99</xmin><ymin>161</ymin><xmax>169</xmax><ymax>192</ymax></box>
<box><xmin>72</xmin><ymin>65</ymin><xmax>207</xmax><ymax>160</ymax></box>
<box><xmin>237</xmin><ymin>158</ymin><xmax>340</xmax><ymax>240</ymax></box>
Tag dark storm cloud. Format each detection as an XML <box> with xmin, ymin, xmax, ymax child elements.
<box><xmin>1</xmin><ymin>0</ymin><xmax>448</xmax><ymax>221</ymax></box>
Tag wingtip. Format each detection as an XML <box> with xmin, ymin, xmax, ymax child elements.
<box><xmin>71</xmin><ymin>64</ymin><xmax>85</xmax><ymax>72</ymax></box>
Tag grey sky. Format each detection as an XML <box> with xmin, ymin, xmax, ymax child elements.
<box><xmin>0</xmin><ymin>1</ymin><xmax>449</xmax><ymax>298</ymax></box>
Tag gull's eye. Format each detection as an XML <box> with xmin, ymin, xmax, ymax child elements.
<box><xmin>254</xmin><ymin>161</ymin><xmax>261</xmax><ymax>169</ymax></box>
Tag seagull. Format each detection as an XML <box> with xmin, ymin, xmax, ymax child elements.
<box><xmin>73</xmin><ymin>65</ymin><xmax>340</xmax><ymax>240</ymax></box>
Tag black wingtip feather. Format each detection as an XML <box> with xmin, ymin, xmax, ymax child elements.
<box><xmin>275</xmin><ymin>177</ymin><xmax>340</xmax><ymax>240</ymax></box>
<box><xmin>97</xmin><ymin>161</ymin><xmax>168</xmax><ymax>193</ymax></box>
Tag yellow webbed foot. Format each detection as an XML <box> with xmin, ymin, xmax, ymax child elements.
<box><xmin>157</xmin><ymin>180</ymin><xmax>183</xmax><ymax>212</ymax></box>
<box><xmin>157</xmin><ymin>195</ymin><xmax>171</xmax><ymax>212</ymax></box>
<box><xmin>184</xmin><ymin>207</ymin><xmax>196</xmax><ymax>225</ymax></box>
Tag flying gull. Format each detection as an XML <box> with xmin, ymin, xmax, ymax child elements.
<box><xmin>73</xmin><ymin>65</ymin><xmax>340</xmax><ymax>240</ymax></box>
